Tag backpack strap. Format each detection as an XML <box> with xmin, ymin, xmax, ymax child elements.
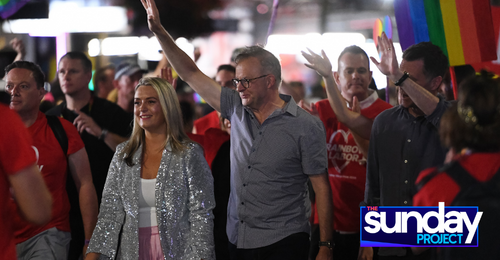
<box><xmin>416</xmin><ymin>168</ymin><xmax>441</xmax><ymax>192</ymax></box>
<box><xmin>441</xmin><ymin>160</ymin><xmax>479</xmax><ymax>191</ymax></box>
<box><xmin>46</xmin><ymin>115</ymin><xmax>68</xmax><ymax>156</ymax></box>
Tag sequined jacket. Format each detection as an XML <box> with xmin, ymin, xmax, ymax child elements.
<box><xmin>87</xmin><ymin>141</ymin><xmax>215</xmax><ymax>260</ymax></box>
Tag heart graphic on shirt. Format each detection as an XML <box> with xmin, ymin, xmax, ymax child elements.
<box><xmin>328</xmin><ymin>129</ymin><xmax>350</xmax><ymax>172</ymax></box>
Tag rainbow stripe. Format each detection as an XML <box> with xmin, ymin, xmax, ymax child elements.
<box><xmin>0</xmin><ymin>0</ymin><xmax>30</xmax><ymax>19</ymax></box>
<box><xmin>394</xmin><ymin>0</ymin><xmax>497</xmax><ymax>66</ymax></box>
<box><xmin>373</xmin><ymin>16</ymin><xmax>393</xmax><ymax>47</ymax></box>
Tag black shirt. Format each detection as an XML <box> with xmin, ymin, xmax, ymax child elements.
<box><xmin>46</xmin><ymin>96</ymin><xmax>133</xmax><ymax>204</ymax></box>
<box><xmin>365</xmin><ymin>97</ymin><xmax>452</xmax><ymax>206</ymax></box>
<box><xmin>365</xmin><ymin>97</ymin><xmax>451</xmax><ymax>257</ymax></box>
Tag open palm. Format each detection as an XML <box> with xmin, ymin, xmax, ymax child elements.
<box><xmin>302</xmin><ymin>49</ymin><xmax>333</xmax><ymax>78</ymax></box>
<box><xmin>140</xmin><ymin>0</ymin><xmax>163</xmax><ymax>33</ymax></box>
<box><xmin>370</xmin><ymin>32</ymin><xmax>400</xmax><ymax>79</ymax></box>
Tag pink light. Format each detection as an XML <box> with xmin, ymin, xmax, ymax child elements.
<box><xmin>56</xmin><ymin>33</ymin><xmax>68</xmax><ymax>65</ymax></box>
<box><xmin>257</xmin><ymin>4</ymin><xmax>269</xmax><ymax>14</ymax></box>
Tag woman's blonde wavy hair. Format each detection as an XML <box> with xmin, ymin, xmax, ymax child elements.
<box><xmin>121</xmin><ymin>77</ymin><xmax>190</xmax><ymax>166</ymax></box>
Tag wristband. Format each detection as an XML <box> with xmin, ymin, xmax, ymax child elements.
<box><xmin>84</xmin><ymin>239</ymin><xmax>90</xmax><ymax>245</ymax></box>
<box><xmin>394</xmin><ymin>71</ymin><xmax>410</xmax><ymax>86</ymax></box>
<box><xmin>99</xmin><ymin>128</ymin><xmax>108</xmax><ymax>141</ymax></box>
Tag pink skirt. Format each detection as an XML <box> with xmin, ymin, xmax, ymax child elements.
<box><xmin>139</xmin><ymin>226</ymin><xmax>164</xmax><ymax>260</ymax></box>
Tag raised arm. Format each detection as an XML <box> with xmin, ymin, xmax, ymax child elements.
<box><xmin>11</xmin><ymin>38</ymin><xmax>26</xmax><ymax>62</ymax></box>
<box><xmin>68</xmin><ymin>148</ymin><xmax>98</xmax><ymax>256</ymax></box>
<box><xmin>141</xmin><ymin>0</ymin><xmax>222</xmax><ymax>112</ymax></box>
<box><xmin>350</xmin><ymin>97</ymin><xmax>369</xmax><ymax>157</ymax></box>
<box><xmin>302</xmin><ymin>49</ymin><xmax>373</xmax><ymax>139</ymax></box>
<box><xmin>370</xmin><ymin>32</ymin><xmax>439</xmax><ymax>116</ymax></box>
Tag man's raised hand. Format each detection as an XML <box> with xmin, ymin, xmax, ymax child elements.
<box><xmin>140</xmin><ymin>0</ymin><xmax>163</xmax><ymax>33</ymax></box>
<box><xmin>369</xmin><ymin>32</ymin><xmax>401</xmax><ymax>82</ymax></box>
<box><xmin>301</xmin><ymin>48</ymin><xmax>333</xmax><ymax>78</ymax></box>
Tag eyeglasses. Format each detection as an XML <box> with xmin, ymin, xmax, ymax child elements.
<box><xmin>232</xmin><ymin>74</ymin><xmax>270</xmax><ymax>89</ymax></box>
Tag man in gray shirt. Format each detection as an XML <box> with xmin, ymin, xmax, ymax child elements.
<box><xmin>141</xmin><ymin>1</ymin><xmax>333</xmax><ymax>259</ymax></box>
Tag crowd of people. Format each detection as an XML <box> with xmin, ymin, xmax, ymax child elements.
<box><xmin>1</xmin><ymin>0</ymin><xmax>499</xmax><ymax>259</ymax></box>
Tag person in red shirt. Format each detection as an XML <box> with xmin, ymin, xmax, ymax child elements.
<box><xmin>303</xmin><ymin>46</ymin><xmax>392</xmax><ymax>260</ymax></box>
<box><xmin>0</xmin><ymin>104</ymin><xmax>52</xmax><ymax>260</ymax></box>
<box><xmin>5</xmin><ymin>61</ymin><xmax>98</xmax><ymax>259</ymax></box>
<box><xmin>193</xmin><ymin>64</ymin><xmax>235</xmax><ymax>135</ymax></box>
<box><xmin>414</xmin><ymin>70</ymin><xmax>500</xmax><ymax>205</ymax></box>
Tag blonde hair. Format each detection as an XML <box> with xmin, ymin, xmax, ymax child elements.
<box><xmin>122</xmin><ymin>77</ymin><xmax>190</xmax><ymax>166</ymax></box>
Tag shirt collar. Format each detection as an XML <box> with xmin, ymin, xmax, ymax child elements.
<box><xmin>243</xmin><ymin>93</ymin><xmax>298</xmax><ymax>117</ymax></box>
<box><xmin>279</xmin><ymin>94</ymin><xmax>298</xmax><ymax>116</ymax></box>
<box><xmin>346</xmin><ymin>89</ymin><xmax>378</xmax><ymax>110</ymax></box>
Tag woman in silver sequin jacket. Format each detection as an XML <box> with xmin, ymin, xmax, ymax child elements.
<box><xmin>86</xmin><ymin>77</ymin><xmax>215</xmax><ymax>260</ymax></box>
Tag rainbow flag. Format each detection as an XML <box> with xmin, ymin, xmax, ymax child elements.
<box><xmin>394</xmin><ymin>0</ymin><xmax>497</xmax><ymax>66</ymax></box>
<box><xmin>0</xmin><ymin>0</ymin><xmax>30</xmax><ymax>19</ymax></box>
<box><xmin>373</xmin><ymin>16</ymin><xmax>393</xmax><ymax>47</ymax></box>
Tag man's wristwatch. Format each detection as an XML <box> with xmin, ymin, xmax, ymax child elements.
<box><xmin>99</xmin><ymin>128</ymin><xmax>108</xmax><ymax>141</ymax></box>
<box><xmin>318</xmin><ymin>241</ymin><xmax>334</xmax><ymax>250</ymax></box>
<box><xmin>394</xmin><ymin>71</ymin><xmax>410</xmax><ymax>86</ymax></box>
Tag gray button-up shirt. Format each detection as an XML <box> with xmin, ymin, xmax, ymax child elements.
<box><xmin>221</xmin><ymin>87</ymin><xmax>327</xmax><ymax>249</ymax></box>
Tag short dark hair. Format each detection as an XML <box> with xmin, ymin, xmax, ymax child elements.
<box><xmin>92</xmin><ymin>64</ymin><xmax>115</xmax><ymax>88</ymax></box>
<box><xmin>59</xmin><ymin>51</ymin><xmax>92</xmax><ymax>72</ymax></box>
<box><xmin>5</xmin><ymin>61</ymin><xmax>45</xmax><ymax>89</ymax></box>
<box><xmin>402</xmin><ymin>42</ymin><xmax>449</xmax><ymax>80</ymax></box>
<box><xmin>217</xmin><ymin>64</ymin><xmax>235</xmax><ymax>74</ymax></box>
<box><xmin>440</xmin><ymin>70</ymin><xmax>500</xmax><ymax>152</ymax></box>
<box><xmin>338</xmin><ymin>45</ymin><xmax>370</xmax><ymax>70</ymax></box>
<box><xmin>235</xmin><ymin>45</ymin><xmax>282</xmax><ymax>84</ymax></box>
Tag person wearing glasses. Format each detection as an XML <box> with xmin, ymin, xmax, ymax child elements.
<box><xmin>141</xmin><ymin>1</ymin><xmax>333</xmax><ymax>260</ymax></box>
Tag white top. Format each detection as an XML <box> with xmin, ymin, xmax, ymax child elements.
<box><xmin>139</xmin><ymin>178</ymin><xmax>157</xmax><ymax>227</ymax></box>
<box><xmin>0</xmin><ymin>80</ymin><xmax>5</xmax><ymax>91</ymax></box>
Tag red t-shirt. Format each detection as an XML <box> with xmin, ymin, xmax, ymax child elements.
<box><xmin>194</xmin><ymin>111</ymin><xmax>220</xmax><ymax>135</ymax></box>
<box><xmin>187</xmin><ymin>132</ymin><xmax>205</xmax><ymax>148</ymax></box>
<box><xmin>203</xmin><ymin>128</ymin><xmax>230</xmax><ymax>169</ymax></box>
<box><xmin>0</xmin><ymin>104</ymin><xmax>36</xmax><ymax>260</ymax></box>
<box><xmin>414</xmin><ymin>152</ymin><xmax>500</xmax><ymax>206</ymax></box>
<box><xmin>12</xmin><ymin>112</ymin><xmax>85</xmax><ymax>244</ymax></box>
<box><xmin>188</xmin><ymin>129</ymin><xmax>230</xmax><ymax>170</ymax></box>
<box><xmin>313</xmin><ymin>98</ymin><xmax>392</xmax><ymax>232</ymax></box>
